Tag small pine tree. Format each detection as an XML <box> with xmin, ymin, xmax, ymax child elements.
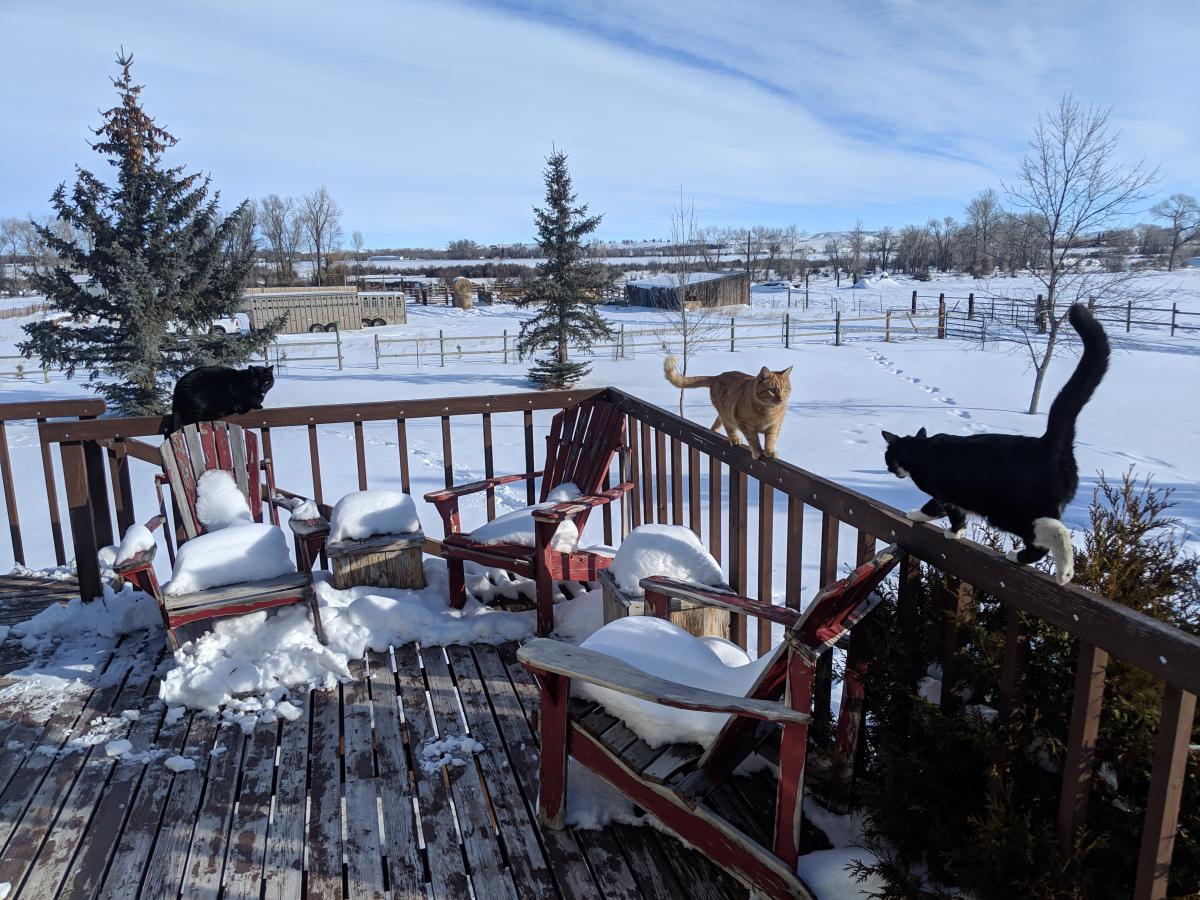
<box><xmin>516</xmin><ymin>150</ymin><xmax>613</xmax><ymax>389</ymax></box>
<box><xmin>19</xmin><ymin>51</ymin><xmax>279</xmax><ymax>415</ymax></box>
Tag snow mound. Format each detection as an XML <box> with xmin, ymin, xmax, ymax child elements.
<box><xmin>105</xmin><ymin>739</ymin><xmax>133</xmax><ymax>757</ymax></box>
<box><xmin>164</xmin><ymin>755</ymin><xmax>196</xmax><ymax>773</ymax></box>
<box><xmin>164</xmin><ymin>523</ymin><xmax>295</xmax><ymax>596</ymax></box>
<box><xmin>576</xmin><ymin>616</ymin><xmax>774</xmax><ymax>748</ymax></box>
<box><xmin>852</xmin><ymin>271</ymin><xmax>895</xmax><ymax>289</ymax></box>
<box><xmin>795</xmin><ymin>847</ymin><xmax>886</xmax><ymax>898</ymax></box>
<box><xmin>329</xmin><ymin>490</ymin><xmax>421</xmax><ymax>543</ymax></box>
<box><xmin>12</xmin><ymin>582</ymin><xmax>162</xmax><ymax>640</ymax></box>
<box><xmin>419</xmin><ymin>735</ymin><xmax>484</xmax><ymax>774</ymax></box>
<box><xmin>114</xmin><ymin>524</ymin><xmax>155</xmax><ymax>566</ymax></box>
<box><xmin>468</xmin><ymin>483</ymin><xmax>582</xmax><ymax>552</ymax></box>
<box><xmin>195</xmin><ymin>470</ymin><xmax>253</xmax><ymax>531</ymax></box>
<box><xmin>607</xmin><ymin>524</ymin><xmax>723</xmax><ymax>597</ymax></box>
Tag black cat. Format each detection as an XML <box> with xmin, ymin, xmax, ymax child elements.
<box><xmin>881</xmin><ymin>303</ymin><xmax>1109</xmax><ymax>584</ymax></box>
<box><xmin>163</xmin><ymin>365</ymin><xmax>275</xmax><ymax>434</ymax></box>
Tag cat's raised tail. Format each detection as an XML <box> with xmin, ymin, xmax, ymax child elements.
<box><xmin>1042</xmin><ymin>303</ymin><xmax>1110</xmax><ymax>453</ymax></box>
<box><xmin>663</xmin><ymin>355</ymin><xmax>715</xmax><ymax>388</ymax></box>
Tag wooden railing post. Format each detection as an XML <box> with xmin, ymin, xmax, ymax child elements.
<box><xmin>107</xmin><ymin>439</ymin><xmax>136</xmax><ymax>539</ymax></box>
<box><xmin>940</xmin><ymin>578</ymin><xmax>973</xmax><ymax>714</ymax></box>
<box><xmin>815</xmin><ymin>513</ymin><xmax>840</xmax><ymax>729</ymax></box>
<box><xmin>1134</xmin><ymin>685</ymin><xmax>1198</xmax><ymax>900</ymax></box>
<box><xmin>60</xmin><ymin>440</ymin><xmax>102</xmax><ymax>602</ymax></box>
<box><xmin>998</xmin><ymin>605</ymin><xmax>1029</xmax><ymax>720</ymax></box>
<box><xmin>83</xmin><ymin>439</ymin><xmax>114</xmax><ymax>549</ymax></box>
<box><xmin>38</xmin><ymin>417</ymin><xmax>67</xmax><ymax>565</ymax></box>
<box><xmin>688</xmin><ymin>445</ymin><xmax>702</xmax><ymax>540</ymax></box>
<box><xmin>524</xmin><ymin>410</ymin><xmax>536</xmax><ymax>506</ymax></box>
<box><xmin>757</xmin><ymin>481</ymin><xmax>774</xmax><ymax>658</ymax></box>
<box><xmin>1058</xmin><ymin>641</ymin><xmax>1108</xmax><ymax>855</ymax></box>
<box><xmin>0</xmin><ymin>420</ymin><xmax>23</xmax><ymax>566</ymax></box>
<box><xmin>728</xmin><ymin>467</ymin><xmax>749</xmax><ymax>649</ymax></box>
<box><xmin>785</xmin><ymin>496</ymin><xmax>803</xmax><ymax>612</ymax></box>
<box><xmin>708</xmin><ymin>455</ymin><xmax>721</xmax><ymax>565</ymax></box>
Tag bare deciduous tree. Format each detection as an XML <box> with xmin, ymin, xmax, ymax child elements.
<box><xmin>848</xmin><ymin>219</ymin><xmax>867</xmax><ymax>281</ymax></box>
<box><xmin>300</xmin><ymin>186</ymin><xmax>343</xmax><ymax>286</ymax></box>
<box><xmin>259</xmin><ymin>194</ymin><xmax>303</xmax><ymax>282</ymax></box>
<box><xmin>352</xmin><ymin>230</ymin><xmax>365</xmax><ymax>259</ymax></box>
<box><xmin>824</xmin><ymin>238</ymin><xmax>847</xmax><ymax>286</ymax></box>
<box><xmin>874</xmin><ymin>226</ymin><xmax>895</xmax><ymax>272</ymax></box>
<box><xmin>1002</xmin><ymin>93</ymin><xmax>1158</xmax><ymax>414</ymax></box>
<box><xmin>661</xmin><ymin>194</ymin><xmax>724</xmax><ymax>416</ymax></box>
<box><xmin>965</xmin><ymin>188</ymin><xmax>1000</xmax><ymax>274</ymax></box>
<box><xmin>1149</xmin><ymin>193</ymin><xmax>1199</xmax><ymax>271</ymax></box>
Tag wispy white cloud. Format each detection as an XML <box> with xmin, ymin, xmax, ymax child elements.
<box><xmin>0</xmin><ymin>0</ymin><xmax>1195</xmax><ymax>245</ymax></box>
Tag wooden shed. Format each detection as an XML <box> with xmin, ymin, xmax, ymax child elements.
<box><xmin>624</xmin><ymin>271</ymin><xmax>749</xmax><ymax>310</ymax></box>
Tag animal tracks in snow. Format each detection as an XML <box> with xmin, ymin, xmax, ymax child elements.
<box><xmin>868</xmin><ymin>351</ymin><xmax>972</xmax><ymax>421</ymax></box>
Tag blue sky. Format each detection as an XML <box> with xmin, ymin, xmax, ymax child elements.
<box><xmin>1</xmin><ymin>0</ymin><xmax>1196</xmax><ymax>248</ymax></box>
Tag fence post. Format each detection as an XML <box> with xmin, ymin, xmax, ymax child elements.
<box><xmin>938</xmin><ymin>293</ymin><xmax>946</xmax><ymax>339</ymax></box>
<box><xmin>619</xmin><ymin>323</ymin><xmax>625</xmax><ymax>359</ymax></box>
<box><xmin>440</xmin><ymin>329</ymin><xmax>445</xmax><ymax>367</ymax></box>
<box><xmin>886</xmin><ymin>309</ymin><xmax>892</xmax><ymax>342</ymax></box>
<box><xmin>504</xmin><ymin>329</ymin><xmax>509</xmax><ymax>363</ymax></box>
<box><xmin>784</xmin><ymin>313</ymin><xmax>790</xmax><ymax>348</ymax></box>
<box><xmin>1171</xmin><ymin>303</ymin><xmax>1177</xmax><ymax>337</ymax></box>
<box><xmin>1126</xmin><ymin>301</ymin><xmax>1132</xmax><ymax>333</ymax></box>
<box><xmin>911</xmin><ymin>290</ymin><xmax>917</xmax><ymax>314</ymax></box>
<box><xmin>805</xmin><ymin>273</ymin><xmax>809</xmax><ymax>309</ymax></box>
<box><xmin>1036</xmin><ymin>294</ymin><xmax>1046</xmax><ymax>334</ymax></box>
<box><xmin>968</xmin><ymin>292</ymin><xmax>975</xmax><ymax>319</ymax></box>
<box><xmin>336</xmin><ymin>328</ymin><xmax>343</xmax><ymax>371</ymax></box>
<box><xmin>835</xmin><ymin>310</ymin><xmax>841</xmax><ymax>346</ymax></box>
<box><xmin>374</xmin><ymin>334</ymin><xmax>380</xmax><ymax>370</ymax></box>
<box><xmin>981</xmin><ymin>317</ymin><xmax>987</xmax><ymax>347</ymax></box>
<box><xmin>730</xmin><ymin>317</ymin><xmax>735</xmax><ymax>352</ymax></box>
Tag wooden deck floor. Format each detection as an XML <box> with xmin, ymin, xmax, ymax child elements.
<box><xmin>0</xmin><ymin>628</ymin><xmax>786</xmax><ymax>900</ymax></box>
<box><xmin>0</xmin><ymin>573</ymin><xmax>78</xmax><ymax>682</ymax></box>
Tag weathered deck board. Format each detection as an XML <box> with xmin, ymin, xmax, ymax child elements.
<box><xmin>0</xmin><ymin>636</ymin><xmax>796</xmax><ymax>900</ymax></box>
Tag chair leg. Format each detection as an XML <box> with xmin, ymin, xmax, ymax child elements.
<box><xmin>535</xmin><ymin>670</ymin><xmax>570</xmax><ymax>830</ymax></box>
<box><xmin>535</xmin><ymin>521</ymin><xmax>557</xmax><ymax>637</ymax></box>
<box><xmin>166</xmin><ymin>626</ymin><xmax>181</xmax><ymax>652</ymax></box>
<box><xmin>309</xmin><ymin>595</ymin><xmax>328</xmax><ymax>645</ymax></box>
<box><xmin>448</xmin><ymin>556</ymin><xmax>468</xmax><ymax>610</ymax></box>
<box><xmin>774</xmin><ymin>647</ymin><xmax>815</xmax><ymax>868</ymax></box>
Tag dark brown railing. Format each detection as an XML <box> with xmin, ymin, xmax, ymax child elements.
<box><xmin>18</xmin><ymin>387</ymin><xmax>1199</xmax><ymax>900</ymax></box>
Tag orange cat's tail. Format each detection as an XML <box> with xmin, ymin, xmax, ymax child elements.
<box><xmin>663</xmin><ymin>355</ymin><xmax>715</xmax><ymax>388</ymax></box>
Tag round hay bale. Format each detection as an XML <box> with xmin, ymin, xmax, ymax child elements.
<box><xmin>451</xmin><ymin>277</ymin><xmax>475</xmax><ymax>309</ymax></box>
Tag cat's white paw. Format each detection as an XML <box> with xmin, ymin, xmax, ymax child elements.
<box><xmin>907</xmin><ymin>508</ymin><xmax>937</xmax><ymax>522</ymax></box>
<box><xmin>1005</xmin><ymin>549</ymin><xmax>1021</xmax><ymax>563</ymax></box>
<box><xmin>944</xmin><ymin>527</ymin><xmax>965</xmax><ymax>540</ymax></box>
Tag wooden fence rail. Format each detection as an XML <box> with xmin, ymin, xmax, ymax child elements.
<box><xmin>16</xmin><ymin>387</ymin><xmax>1198</xmax><ymax>899</ymax></box>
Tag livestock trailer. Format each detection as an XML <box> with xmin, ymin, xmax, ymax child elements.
<box><xmin>242</xmin><ymin>289</ymin><xmax>407</xmax><ymax>333</ymax></box>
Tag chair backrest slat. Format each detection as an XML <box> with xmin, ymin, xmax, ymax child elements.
<box><xmin>160</xmin><ymin>421</ymin><xmax>265</xmax><ymax>543</ymax></box>
<box><xmin>538</xmin><ymin>400</ymin><xmax>625</xmax><ymax>504</ymax></box>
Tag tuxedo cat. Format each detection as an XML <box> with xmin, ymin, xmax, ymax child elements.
<box><xmin>163</xmin><ymin>365</ymin><xmax>275</xmax><ymax>434</ymax></box>
<box><xmin>881</xmin><ymin>303</ymin><xmax>1109</xmax><ymax>584</ymax></box>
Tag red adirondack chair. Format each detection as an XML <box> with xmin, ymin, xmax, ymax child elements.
<box><xmin>518</xmin><ymin>544</ymin><xmax>902</xmax><ymax>900</ymax></box>
<box><xmin>115</xmin><ymin>421</ymin><xmax>330</xmax><ymax>649</ymax></box>
<box><xmin>425</xmin><ymin>399</ymin><xmax>632</xmax><ymax>636</ymax></box>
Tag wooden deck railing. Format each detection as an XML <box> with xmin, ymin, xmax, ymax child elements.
<box><xmin>16</xmin><ymin>387</ymin><xmax>1199</xmax><ymax>899</ymax></box>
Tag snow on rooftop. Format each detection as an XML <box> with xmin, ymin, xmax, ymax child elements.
<box><xmin>626</xmin><ymin>271</ymin><xmax>732</xmax><ymax>288</ymax></box>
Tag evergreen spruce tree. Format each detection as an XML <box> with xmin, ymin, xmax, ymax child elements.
<box><xmin>20</xmin><ymin>52</ymin><xmax>279</xmax><ymax>415</ymax></box>
<box><xmin>516</xmin><ymin>150</ymin><xmax>613</xmax><ymax>388</ymax></box>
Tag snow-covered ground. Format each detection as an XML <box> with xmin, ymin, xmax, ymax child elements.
<box><xmin>1</xmin><ymin>268</ymin><xmax>1197</xmax><ymax>898</ymax></box>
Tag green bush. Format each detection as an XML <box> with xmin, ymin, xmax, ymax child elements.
<box><xmin>836</xmin><ymin>471</ymin><xmax>1199</xmax><ymax>899</ymax></box>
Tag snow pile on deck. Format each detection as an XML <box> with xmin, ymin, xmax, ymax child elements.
<box><xmin>419</xmin><ymin>734</ymin><xmax>484</xmax><ymax>775</ymax></box>
<box><xmin>469</xmin><ymin>482</ymin><xmax>582</xmax><ymax>551</ymax></box>
<box><xmin>114</xmin><ymin>524</ymin><xmax>156</xmax><ymax>566</ymax></box>
<box><xmin>12</xmin><ymin>581</ymin><xmax>162</xmax><ymax>644</ymax></box>
<box><xmin>195</xmin><ymin>470</ymin><xmax>254</xmax><ymax>531</ymax></box>
<box><xmin>794</xmin><ymin>801</ymin><xmax>887</xmax><ymax>899</ymax></box>
<box><xmin>607</xmin><ymin>524</ymin><xmax>723</xmax><ymax>597</ymax></box>
<box><xmin>575</xmin><ymin>616</ymin><xmax>775</xmax><ymax>748</ymax></box>
<box><xmin>329</xmin><ymin>490</ymin><xmax>421</xmax><ymax>543</ymax></box>
<box><xmin>164</xmin><ymin>523</ymin><xmax>294</xmax><ymax>596</ymax></box>
<box><xmin>156</xmin><ymin>560</ymin><xmax>605</xmax><ymax>719</ymax></box>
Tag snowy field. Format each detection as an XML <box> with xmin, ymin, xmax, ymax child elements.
<box><xmin>2</xmin><ymin>268</ymin><xmax>1197</xmax><ymax>897</ymax></box>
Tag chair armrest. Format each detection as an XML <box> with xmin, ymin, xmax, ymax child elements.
<box><xmin>639</xmin><ymin>576</ymin><xmax>802</xmax><ymax>630</ymax></box>
<box><xmin>424</xmin><ymin>470</ymin><xmax>543</xmax><ymax>504</ymax></box>
<box><xmin>530</xmin><ymin>483</ymin><xmax>634</xmax><ymax>522</ymax></box>
<box><xmin>114</xmin><ymin>544</ymin><xmax>156</xmax><ymax>575</ymax></box>
<box><xmin>517</xmin><ymin>639</ymin><xmax>809</xmax><ymax>726</ymax></box>
<box><xmin>288</xmin><ymin>517</ymin><xmax>331</xmax><ymax>538</ymax></box>
<box><xmin>272</xmin><ymin>489</ymin><xmax>334</xmax><ymax>522</ymax></box>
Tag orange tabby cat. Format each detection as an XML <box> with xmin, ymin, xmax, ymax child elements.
<box><xmin>664</xmin><ymin>355</ymin><xmax>792</xmax><ymax>459</ymax></box>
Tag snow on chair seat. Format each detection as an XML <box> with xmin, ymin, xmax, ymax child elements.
<box><xmin>114</xmin><ymin>420</ymin><xmax>330</xmax><ymax>649</ymax></box>
<box><xmin>518</xmin><ymin>543</ymin><xmax>902</xmax><ymax>900</ymax></box>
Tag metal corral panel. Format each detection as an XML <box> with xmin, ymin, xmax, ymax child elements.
<box><xmin>359</xmin><ymin>292</ymin><xmax>408</xmax><ymax>326</ymax></box>
<box><xmin>242</xmin><ymin>290</ymin><xmax>363</xmax><ymax>334</ymax></box>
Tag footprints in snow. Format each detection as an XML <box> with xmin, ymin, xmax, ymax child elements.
<box><xmin>868</xmin><ymin>351</ymin><xmax>972</xmax><ymax>422</ymax></box>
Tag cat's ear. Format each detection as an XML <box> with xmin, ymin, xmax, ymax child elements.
<box><xmin>758</xmin><ymin>366</ymin><xmax>771</xmax><ymax>379</ymax></box>
<box><xmin>779</xmin><ymin>366</ymin><xmax>793</xmax><ymax>378</ymax></box>
<box><xmin>882</xmin><ymin>431</ymin><xmax>899</xmax><ymax>446</ymax></box>
<box><xmin>916</xmin><ymin>426</ymin><xmax>927</xmax><ymax>438</ymax></box>
<box><xmin>267</xmin><ymin>366</ymin><xmax>274</xmax><ymax>376</ymax></box>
